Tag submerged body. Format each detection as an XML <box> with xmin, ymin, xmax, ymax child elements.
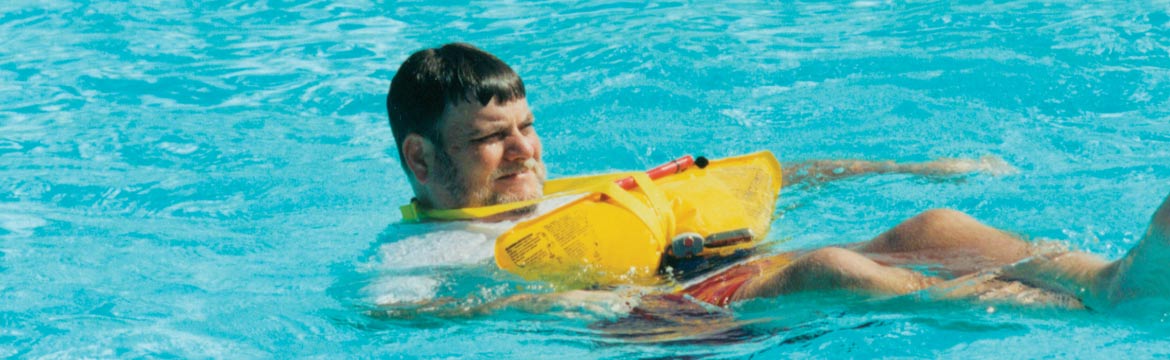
<box><xmin>377</xmin><ymin>42</ymin><xmax>1170</xmax><ymax>319</ymax></box>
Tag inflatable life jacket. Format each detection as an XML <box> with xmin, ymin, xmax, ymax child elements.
<box><xmin>399</xmin><ymin>151</ymin><xmax>783</xmax><ymax>288</ymax></box>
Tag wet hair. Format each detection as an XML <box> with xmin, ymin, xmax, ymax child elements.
<box><xmin>386</xmin><ymin>43</ymin><xmax>526</xmax><ymax>172</ymax></box>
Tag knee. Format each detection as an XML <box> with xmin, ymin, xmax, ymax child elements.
<box><xmin>905</xmin><ymin>208</ymin><xmax>975</xmax><ymax>231</ymax></box>
<box><xmin>891</xmin><ymin>208</ymin><xmax>979</xmax><ymax>238</ymax></box>
<box><xmin>745</xmin><ymin>248</ymin><xmax>934</xmax><ymax>297</ymax></box>
<box><xmin>865</xmin><ymin>208</ymin><xmax>985</xmax><ymax>252</ymax></box>
<box><xmin>782</xmin><ymin>247</ymin><xmax>886</xmax><ymax>290</ymax></box>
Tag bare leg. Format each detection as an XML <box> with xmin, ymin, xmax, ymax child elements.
<box><xmin>997</xmin><ymin>190</ymin><xmax>1170</xmax><ymax>310</ymax></box>
<box><xmin>1093</xmin><ymin>190</ymin><xmax>1170</xmax><ymax>308</ymax></box>
<box><xmin>734</xmin><ymin>247</ymin><xmax>941</xmax><ymax>301</ymax></box>
<box><xmin>733</xmin><ymin>209</ymin><xmax>1026</xmax><ymax>301</ymax></box>
<box><xmin>856</xmin><ymin>209</ymin><xmax>1033</xmax><ymax>276</ymax></box>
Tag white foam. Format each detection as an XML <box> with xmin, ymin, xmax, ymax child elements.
<box><xmin>361</xmin><ymin>222</ymin><xmax>503</xmax><ymax>304</ymax></box>
<box><xmin>375</xmin><ymin>227</ymin><xmax>497</xmax><ymax>270</ymax></box>
<box><xmin>365</xmin><ymin>275</ymin><xmax>440</xmax><ymax>305</ymax></box>
<box><xmin>366</xmin><ymin>196</ymin><xmax>579</xmax><ymax>304</ymax></box>
<box><xmin>159</xmin><ymin>141</ymin><xmax>199</xmax><ymax>155</ymax></box>
<box><xmin>0</xmin><ymin>213</ymin><xmax>47</xmax><ymax>236</ymax></box>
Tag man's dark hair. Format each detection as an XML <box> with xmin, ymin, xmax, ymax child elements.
<box><xmin>387</xmin><ymin>43</ymin><xmax>526</xmax><ymax>171</ymax></box>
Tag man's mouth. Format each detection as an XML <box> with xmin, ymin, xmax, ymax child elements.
<box><xmin>496</xmin><ymin>169</ymin><xmax>530</xmax><ymax>181</ymax></box>
<box><xmin>497</xmin><ymin>159</ymin><xmax>540</xmax><ymax>181</ymax></box>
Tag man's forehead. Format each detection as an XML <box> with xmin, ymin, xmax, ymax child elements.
<box><xmin>443</xmin><ymin>98</ymin><xmax>532</xmax><ymax>128</ymax></box>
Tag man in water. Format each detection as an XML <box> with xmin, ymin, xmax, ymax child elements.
<box><xmin>385</xmin><ymin>42</ymin><xmax>1170</xmax><ymax>311</ymax></box>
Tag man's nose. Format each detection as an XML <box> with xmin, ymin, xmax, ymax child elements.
<box><xmin>503</xmin><ymin>128</ymin><xmax>535</xmax><ymax>160</ymax></box>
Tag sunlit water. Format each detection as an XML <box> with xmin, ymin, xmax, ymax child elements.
<box><xmin>3</xmin><ymin>0</ymin><xmax>1170</xmax><ymax>358</ymax></box>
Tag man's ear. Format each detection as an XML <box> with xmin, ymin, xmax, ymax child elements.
<box><xmin>402</xmin><ymin>134</ymin><xmax>433</xmax><ymax>184</ymax></box>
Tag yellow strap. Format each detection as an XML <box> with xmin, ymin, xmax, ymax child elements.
<box><xmin>544</xmin><ymin>171</ymin><xmax>642</xmax><ymax>193</ymax></box>
<box><xmin>628</xmin><ymin>172</ymin><xmax>675</xmax><ymax>240</ymax></box>
<box><xmin>589</xmin><ymin>173</ymin><xmax>671</xmax><ymax>242</ymax></box>
<box><xmin>399</xmin><ymin>198</ymin><xmax>546</xmax><ymax>222</ymax></box>
<box><xmin>398</xmin><ymin>152</ymin><xmax>783</xmax><ymax>223</ymax></box>
<box><xmin>399</xmin><ymin>171</ymin><xmax>645</xmax><ymax>222</ymax></box>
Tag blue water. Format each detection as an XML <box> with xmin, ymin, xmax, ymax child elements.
<box><xmin>3</xmin><ymin>0</ymin><xmax>1170</xmax><ymax>358</ymax></box>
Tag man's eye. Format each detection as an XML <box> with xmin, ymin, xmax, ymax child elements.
<box><xmin>475</xmin><ymin>132</ymin><xmax>506</xmax><ymax>143</ymax></box>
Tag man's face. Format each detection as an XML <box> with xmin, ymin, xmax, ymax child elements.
<box><xmin>427</xmin><ymin>97</ymin><xmax>546</xmax><ymax>209</ymax></box>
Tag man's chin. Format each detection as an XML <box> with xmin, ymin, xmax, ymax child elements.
<box><xmin>489</xmin><ymin>179</ymin><xmax>543</xmax><ymax>203</ymax></box>
<box><xmin>490</xmin><ymin>188</ymin><xmax>543</xmax><ymax>205</ymax></box>
<box><xmin>477</xmin><ymin>189</ymin><xmax>542</xmax><ymax>220</ymax></box>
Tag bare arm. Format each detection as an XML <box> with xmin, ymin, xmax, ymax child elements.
<box><xmin>373</xmin><ymin>289</ymin><xmax>640</xmax><ymax>319</ymax></box>
<box><xmin>781</xmin><ymin>156</ymin><xmax>1015</xmax><ymax>188</ymax></box>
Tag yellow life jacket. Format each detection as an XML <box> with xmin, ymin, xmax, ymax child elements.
<box><xmin>399</xmin><ymin>151</ymin><xmax>783</xmax><ymax>288</ymax></box>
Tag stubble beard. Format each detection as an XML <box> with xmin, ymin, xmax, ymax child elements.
<box><xmin>432</xmin><ymin>149</ymin><xmax>545</xmax><ymax>217</ymax></box>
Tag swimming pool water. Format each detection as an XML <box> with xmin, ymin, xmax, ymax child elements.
<box><xmin>3</xmin><ymin>0</ymin><xmax>1170</xmax><ymax>358</ymax></box>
